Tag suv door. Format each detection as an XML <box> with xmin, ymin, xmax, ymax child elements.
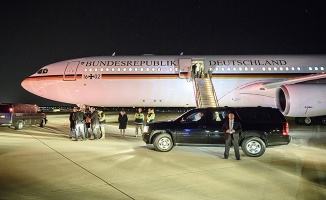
<box><xmin>207</xmin><ymin>109</ymin><xmax>228</xmax><ymax>144</ymax></box>
<box><xmin>175</xmin><ymin>110</ymin><xmax>209</xmax><ymax>144</ymax></box>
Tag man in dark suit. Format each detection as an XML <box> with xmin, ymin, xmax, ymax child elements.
<box><xmin>222</xmin><ymin>112</ymin><xmax>242</xmax><ymax>160</ymax></box>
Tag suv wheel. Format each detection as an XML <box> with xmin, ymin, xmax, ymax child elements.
<box><xmin>153</xmin><ymin>133</ymin><xmax>173</xmax><ymax>152</ymax></box>
<box><xmin>15</xmin><ymin>121</ymin><xmax>24</xmax><ymax>130</ymax></box>
<box><xmin>241</xmin><ymin>137</ymin><xmax>266</xmax><ymax>157</ymax></box>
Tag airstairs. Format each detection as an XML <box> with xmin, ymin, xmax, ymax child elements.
<box><xmin>177</xmin><ymin>58</ymin><xmax>218</xmax><ymax>108</ymax></box>
<box><xmin>193</xmin><ymin>77</ymin><xmax>218</xmax><ymax>108</ymax></box>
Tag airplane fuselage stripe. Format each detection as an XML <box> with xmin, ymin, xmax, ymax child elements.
<box><xmin>25</xmin><ymin>73</ymin><xmax>311</xmax><ymax>81</ymax></box>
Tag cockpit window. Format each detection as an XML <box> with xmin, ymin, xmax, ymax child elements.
<box><xmin>36</xmin><ymin>68</ymin><xmax>48</xmax><ymax>74</ymax></box>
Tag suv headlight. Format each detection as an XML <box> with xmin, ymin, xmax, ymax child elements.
<box><xmin>143</xmin><ymin>125</ymin><xmax>149</xmax><ymax>133</ymax></box>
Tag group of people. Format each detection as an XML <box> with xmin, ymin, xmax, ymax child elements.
<box><xmin>133</xmin><ymin>108</ymin><xmax>155</xmax><ymax>137</ymax></box>
<box><xmin>69</xmin><ymin>107</ymin><xmax>155</xmax><ymax>140</ymax></box>
<box><xmin>69</xmin><ymin>106</ymin><xmax>106</xmax><ymax>141</ymax></box>
<box><xmin>118</xmin><ymin>108</ymin><xmax>155</xmax><ymax>137</ymax></box>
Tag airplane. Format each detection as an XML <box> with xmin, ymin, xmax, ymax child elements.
<box><xmin>21</xmin><ymin>54</ymin><xmax>326</xmax><ymax>125</ymax></box>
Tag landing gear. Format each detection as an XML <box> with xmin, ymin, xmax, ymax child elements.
<box><xmin>295</xmin><ymin>117</ymin><xmax>312</xmax><ymax>125</ymax></box>
<box><xmin>294</xmin><ymin>116</ymin><xmax>326</xmax><ymax>125</ymax></box>
<box><xmin>320</xmin><ymin>116</ymin><xmax>326</xmax><ymax>126</ymax></box>
<box><xmin>303</xmin><ymin>117</ymin><xmax>312</xmax><ymax>126</ymax></box>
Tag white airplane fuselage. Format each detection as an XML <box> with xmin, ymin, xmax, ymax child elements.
<box><xmin>21</xmin><ymin>55</ymin><xmax>326</xmax><ymax>117</ymax></box>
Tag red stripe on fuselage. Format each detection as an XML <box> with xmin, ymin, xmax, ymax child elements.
<box><xmin>24</xmin><ymin>73</ymin><xmax>309</xmax><ymax>81</ymax></box>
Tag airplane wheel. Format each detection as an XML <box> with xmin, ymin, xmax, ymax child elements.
<box><xmin>320</xmin><ymin>116</ymin><xmax>326</xmax><ymax>126</ymax></box>
<box><xmin>294</xmin><ymin>117</ymin><xmax>303</xmax><ymax>125</ymax></box>
<box><xmin>297</xmin><ymin>117</ymin><xmax>305</xmax><ymax>125</ymax></box>
<box><xmin>304</xmin><ymin>117</ymin><xmax>312</xmax><ymax>126</ymax></box>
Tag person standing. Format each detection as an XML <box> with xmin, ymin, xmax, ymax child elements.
<box><xmin>98</xmin><ymin>110</ymin><xmax>106</xmax><ymax>139</ymax></box>
<box><xmin>222</xmin><ymin>112</ymin><xmax>242</xmax><ymax>160</ymax></box>
<box><xmin>85</xmin><ymin>111</ymin><xmax>91</xmax><ymax>139</ymax></box>
<box><xmin>90</xmin><ymin>107</ymin><xmax>100</xmax><ymax>140</ymax></box>
<box><xmin>118</xmin><ymin>110</ymin><xmax>128</xmax><ymax>137</ymax></box>
<box><xmin>146</xmin><ymin>108</ymin><xmax>155</xmax><ymax>124</ymax></box>
<box><xmin>73</xmin><ymin>107</ymin><xmax>87</xmax><ymax>141</ymax></box>
<box><xmin>191</xmin><ymin>64</ymin><xmax>197</xmax><ymax>78</ymax></box>
<box><xmin>69</xmin><ymin>107</ymin><xmax>77</xmax><ymax>139</ymax></box>
<box><xmin>134</xmin><ymin>108</ymin><xmax>145</xmax><ymax>137</ymax></box>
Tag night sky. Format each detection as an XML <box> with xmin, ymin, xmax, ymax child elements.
<box><xmin>1</xmin><ymin>0</ymin><xmax>326</xmax><ymax>106</ymax></box>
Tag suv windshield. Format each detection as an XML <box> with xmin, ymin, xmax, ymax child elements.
<box><xmin>0</xmin><ymin>105</ymin><xmax>10</xmax><ymax>113</ymax></box>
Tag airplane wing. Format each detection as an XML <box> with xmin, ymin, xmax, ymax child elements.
<box><xmin>262</xmin><ymin>72</ymin><xmax>326</xmax><ymax>89</ymax></box>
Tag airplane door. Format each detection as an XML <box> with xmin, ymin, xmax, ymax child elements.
<box><xmin>63</xmin><ymin>61</ymin><xmax>79</xmax><ymax>81</ymax></box>
<box><xmin>178</xmin><ymin>59</ymin><xmax>192</xmax><ymax>79</ymax></box>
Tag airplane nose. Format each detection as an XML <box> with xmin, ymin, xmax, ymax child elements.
<box><xmin>21</xmin><ymin>77</ymin><xmax>31</xmax><ymax>93</ymax></box>
<box><xmin>21</xmin><ymin>76</ymin><xmax>37</xmax><ymax>94</ymax></box>
<box><xmin>21</xmin><ymin>77</ymin><xmax>28</xmax><ymax>90</ymax></box>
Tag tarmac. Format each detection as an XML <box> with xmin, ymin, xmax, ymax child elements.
<box><xmin>0</xmin><ymin>112</ymin><xmax>325</xmax><ymax>200</ymax></box>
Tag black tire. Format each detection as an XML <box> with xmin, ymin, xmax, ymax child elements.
<box><xmin>40</xmin><ymin>119</ymin><xmax>46</xmax><ymax>127</ymax></box>
<box><xmin>320</xmin><ymin>116</ymin><xmax>326</xmax><ymax>126</ymax></box>
<box><xmin>298</xmin><ymin>117</ymin><xmax>305</xmax><ymax>125</ymax></box>
<box><xmin>294</xmin><ymin>117</ymin><xmax>303</xmax><ymax>125</ymax></box>
<box><xmin>15</xmin><ymin>121</ymin><xmax>24</xmax><ymax>130</ymax></box>
<box><xmin>241</xmin><ymin>137</ymin><xmax>266</xmax><ymax>157</ymax></box>
<box><xmin>153</xmin><ymin>133</ymin><xmax>173</xmax><ymax>152</ymax></box>
<box><xmin>303</xmin><ymin>117</ymin><xmax>312</xmax><ymax>126</ymax></box>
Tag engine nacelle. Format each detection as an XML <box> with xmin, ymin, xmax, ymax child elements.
<box><xmin>276</xmin><ymin>84</ymin><xmax>326</xmax><ymax>117</ymax></box>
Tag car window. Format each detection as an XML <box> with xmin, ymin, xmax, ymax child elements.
<box><xmin>236</xmin><ymin>109</ymin><xmax>282</xmax><ymax>123</ymax></box>
<box><xmin>182</xmin><ymin>111</ymin><xmax>206</xmax><ymax>123</ymax></box>
<box><xmin>210</xmin><ymin>110</ymin><xmax>228</xmax><ymax>122</ymax></box>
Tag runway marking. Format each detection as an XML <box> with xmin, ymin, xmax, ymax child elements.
<box><xmin>23</xmin><ymin>129</ymin><xmax>136</xmax><ymax>200</ymax></box>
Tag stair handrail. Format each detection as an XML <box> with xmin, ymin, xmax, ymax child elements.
<box><xmin>208</xmin><ymin>76</ymin><xmax>219</xmax><ymax>107</ymax></box>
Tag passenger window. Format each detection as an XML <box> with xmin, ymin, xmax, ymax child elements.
<box><xmin>211</xmin><ymin>111</ymin><xmax>227</xmax><ymax>122</ymax></box>
<box><xmin>181</xmin><ymin>111</ymin><xmax>206</xmax><ymax>123</ymax></box>
<box><xmin>237</xmin><ymin>109</ymin><xmax>281</xmax><ymax>123</ymax></box>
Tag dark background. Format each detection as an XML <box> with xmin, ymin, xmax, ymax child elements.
<box><xmin>1</xmin><ymin>0</ymin><xmax>326</xmax><ymax>106</ymax></box>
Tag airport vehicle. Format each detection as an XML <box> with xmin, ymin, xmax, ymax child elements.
<box><xmin>0</xmin><ymin>103</ymin><xmax>47</xmax><ymax>130</ymax></box>
<box><xmin>21</xmin><ymin>54</ymin><xmax>326</xmax><ymax>125</ymax></box>
<box><xmin>142</xmin><ymin>107</ymin><xmax>291</xmax><ymax>157</ymax></box>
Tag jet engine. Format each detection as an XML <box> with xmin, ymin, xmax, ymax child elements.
<box><xmin>275</xmin><ymin>84</ymin><xmax>326</xmax><ymax>117</ymax></box>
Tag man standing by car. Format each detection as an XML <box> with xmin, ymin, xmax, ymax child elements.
<box><xmin>222</xmin><ymin>112</ymin><xmax>242</xmax><ymax>160</ymax></box>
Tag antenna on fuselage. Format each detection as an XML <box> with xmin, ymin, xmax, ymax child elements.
<box><xmin>112</xmin><ymin>52</ymin><xmax>116</xmax><ymax>56</ymax></box>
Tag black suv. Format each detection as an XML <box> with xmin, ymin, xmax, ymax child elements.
<box><xmin>142</xmin><ymin>107</ymin><xmax>291</xmax><ymax>157</ymax></box>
